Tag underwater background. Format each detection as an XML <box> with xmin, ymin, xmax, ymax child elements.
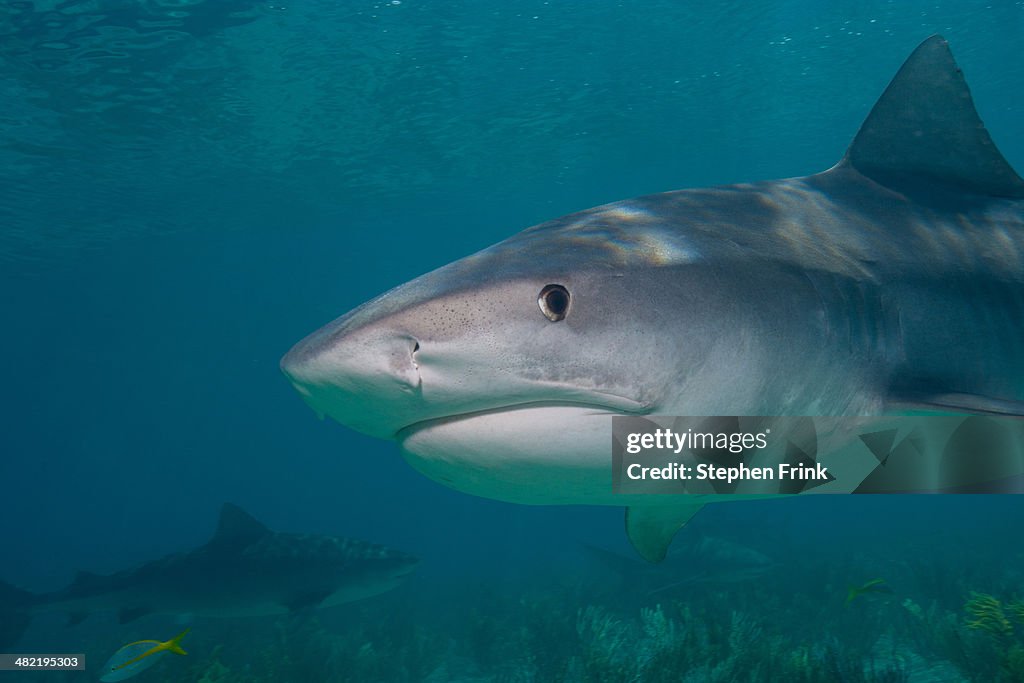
<box><xmin>3</xmin><ymin>0</ymin><xmax>1024</xmax><ymax>681</ymax></box>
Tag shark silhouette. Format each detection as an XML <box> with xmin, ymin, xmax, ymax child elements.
<box><xmin>281</xmin><ymin>36</ymin><xmax>1024</xmax><ymax>562</ymax></box>
<box><xmin>0</xmin><ymin>504</ymin><xmax>418</xmax><ymax>648</ymax></box>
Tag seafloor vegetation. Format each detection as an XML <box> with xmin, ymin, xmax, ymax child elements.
<box><xmin>16</xmin><ymin>523</ymin><xmax>1024</xmax><ymax>683</ymax></box>
<box><xmin>164</xmin><ymin>562</ymin><xmax>1023</xmax><ymax>683</ymax></box>
<box><xmin>159</xmin><ymin>582</ymin><xmax>1024</xmax><ymax>683</ymax></box>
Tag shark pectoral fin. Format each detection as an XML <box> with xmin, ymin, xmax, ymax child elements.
<box><xmin>118</xmin><ymin>606</ymin><xmax>152</xmax><ymax>624</ymax></box>
<box><xmin>283</xmin><ymin>589</ymin><xmax>332</xmax><ymax>613</ymax></box>
<box><xmin>67</xmin><ymin>611</ymin><xmax>88</xmax><ymax>627</ymax></box>
<box><xmin>889</xmin><ymin>393</ymin><xmax>1024</xmax><ymax>416</ymax></box>
<box><xmin>625</xmin><ymin>504</ymin><xmax>704</xmax><ymax>563</ymax></box>
<box><xmin>841</xmin><ymin>35</ymin><xmax>1024</xmax><ymax>199</ymax></box>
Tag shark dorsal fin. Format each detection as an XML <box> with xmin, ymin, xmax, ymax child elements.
<box><xmin>842</xmin><ymin>35</ymin><xmax>1024</xmax><ymax>198</ymax></box>
<box><xmin>212</xmin><ymin>503</ymin><xmax>270</xmax><ymax>546</ymax></box>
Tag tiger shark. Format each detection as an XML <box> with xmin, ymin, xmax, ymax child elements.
<box><xmin>0</xmin><ymin>504</ymin><xmax>418</xmax><ymax>648</ymax></box>
<box><xmin>281</xmin><ymin>36</ymin><xmax>1024</xmax><ymax>561</ymax></box>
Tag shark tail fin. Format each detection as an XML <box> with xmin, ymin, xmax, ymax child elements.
<box><xmin>0</xmin><ymin>580</ymin><xmax>34</xmax><ymax>650</ymax></box>
<box><xmin>165</xmin><ymin>628</ymin><xmax>190</xmax><ymax>656</ymax></box>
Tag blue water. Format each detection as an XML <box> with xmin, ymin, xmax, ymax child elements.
<box><xmin>3</xmin><ymin>1</ymin><xmax>1024</xmax><ymax>681</ymax></box>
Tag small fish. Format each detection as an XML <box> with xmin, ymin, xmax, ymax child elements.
<box><xmin>99</xmin><ymin>628</ymin><xmax>189</xmax><ymax>682</ymax></box>
<box><xmin>845</xmin><ymin>579</ymin><xmax>893</xmax><ymax>606</ymax></box>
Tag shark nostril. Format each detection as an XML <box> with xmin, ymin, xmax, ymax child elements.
<box><xmin>411</xmin><ymin>340</ymin><xmax>421</xmax><ymax>370</ymax></box>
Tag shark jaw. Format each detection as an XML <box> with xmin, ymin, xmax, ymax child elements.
<box><xmin>284</xmin><ymin>372</ymin><xmax>648</xmax><ymax>505</ymax></box>
<box><xmin>282</xmin><ymin>340</ymin><xmax>648</xmax><ymax>444</ymax></box>
<box><xmin>397</xmin><ymin>403</ymin><xmax>636</xmax><ymax>505</ymax></box>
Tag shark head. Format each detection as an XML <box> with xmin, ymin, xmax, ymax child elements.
<box><xmin>282</xmin><ymin>223</ymin><xmax>665</xmax><ymax>425</ymax></box>
<box><xmin>281</xmin><ymin>226</ymin><xmax>652</xmax><ymax>501</ymax></box>
<box><xmin>280</xmin><ymin>215</ymin><xmax>679</xmax><ymax>439</ymax></box>
<box><xmin>280</xmin><ymin>205</ymin><xmax>807</xmax><ymax>503</ymax></box>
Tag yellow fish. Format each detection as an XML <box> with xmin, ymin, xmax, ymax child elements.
<box><xmin>99</xmin><ymin>628</ymin><xmax>189</xmax><ymax>682</ymax></box>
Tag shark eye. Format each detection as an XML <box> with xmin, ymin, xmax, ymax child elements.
<box><xmin>538</xmin><ymin>284</ymin><xmax>570</xmax><ymax>322</ymax></box>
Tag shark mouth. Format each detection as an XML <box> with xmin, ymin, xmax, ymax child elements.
<box><xmin>395</xmin><ymin>396</ymin><xmax>647</xmax><ymax>440</ymax></box>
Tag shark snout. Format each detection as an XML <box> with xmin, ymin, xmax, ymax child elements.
<box><xmin>280</xmin><ymin>319</ymin><xmax>423</xmax><ymax>438</ymax></box>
